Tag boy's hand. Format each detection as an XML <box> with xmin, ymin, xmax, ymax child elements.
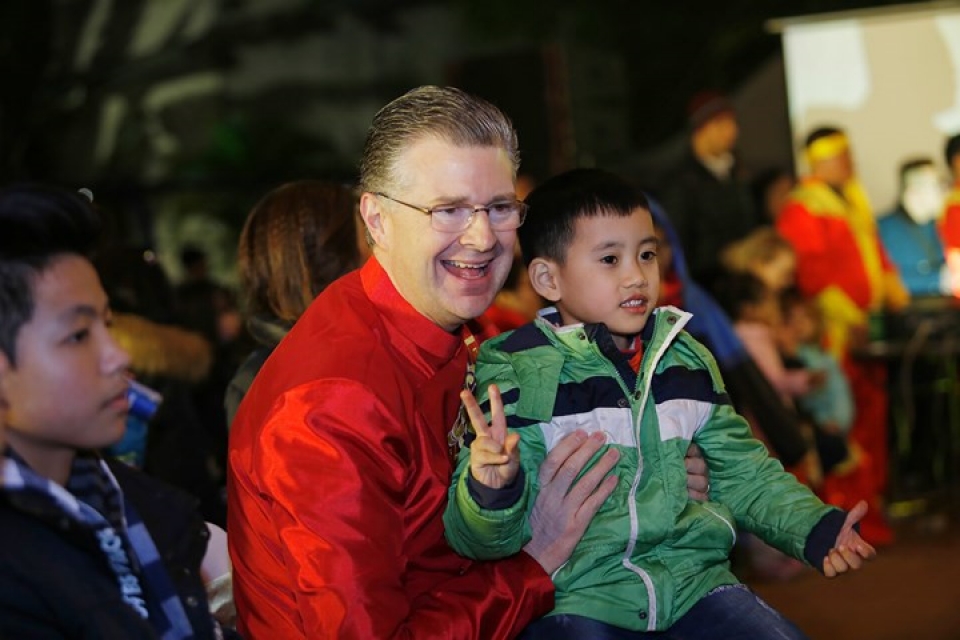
<box><xmin>823</xmin><ymin>500</ymin><xmax>877</xmax><ymax>577</ymax></box>
<box><xmin>463</xmin><ymin>385</ymin><xmax>521</xmax><ymax>490</ymax></box>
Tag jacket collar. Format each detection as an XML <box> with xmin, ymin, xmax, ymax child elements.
<box><xmin>360</xmin><ymin>256</ymin><xmax>467</xmax><ymax>364</ymax></box>
<box><xmin>1</xmin><ymin>448</ymin><xmax>125</xmax><ymax>533</ymax></box>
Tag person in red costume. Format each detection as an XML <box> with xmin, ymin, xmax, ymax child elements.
<box><xmin>228</xmin><ymin>86</ymin><xmax>709</xmax><ymax>639</ymax></box>
<box><xmin>940</xmin><ymin>133</ymin><xmax>960</xmax><ymax>296</ymax></box>
<box><xmin>776</xmin><ymin>126</ymin><xmax>909</xmax><ymax>545</ymax></box>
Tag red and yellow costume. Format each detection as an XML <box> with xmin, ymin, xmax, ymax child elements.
<box><xmin>940</xmin><ymin>185</ymin><xmax>960</xmax><ymax>296</ymax></box>
<box><xmin>227</xmin><ymin>257</ymin><xmax>553</xmax><ymax>639</ymax></box>
<box><xmin>776</xmin><ymin>133</ymin><xmax>909</xmax><ymax>544</ymax></box>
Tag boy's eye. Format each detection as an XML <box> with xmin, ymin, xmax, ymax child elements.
<box><xmin>600</xmin><ymin>255</ymin><xmax>618</xmax><ymax>265</ymax></box>
<box><xmin>66</xmin><ymin>329</ymin><xmax>90</xmax><ymax>344</ymax></box>
<box><xmin>641</xmin><ymin>250</ymin><xmax>658</xmax><ymax>262</ymax></box>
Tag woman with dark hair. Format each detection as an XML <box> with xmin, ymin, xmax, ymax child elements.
<box><xmin>224</xmin><ymin>180</ymin><xmax>365</xmax><ymax>427</ymax></box>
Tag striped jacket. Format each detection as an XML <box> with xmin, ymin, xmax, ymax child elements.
<box><xmin>444</xmin><ymin>306</ymin><xmax>844</xmax><ymax>632</ymax></box>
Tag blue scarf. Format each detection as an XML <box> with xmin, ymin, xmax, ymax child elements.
<box><xmin>1</xmin><ymin>450</ymin><xmax>195</xmax><ymax>639</ymax></box>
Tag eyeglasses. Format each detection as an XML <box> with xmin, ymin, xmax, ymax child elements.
<box><xmin>375</xmin><ymin>192</ymin><xmax>527</xmax><ymax>233</ymax></box>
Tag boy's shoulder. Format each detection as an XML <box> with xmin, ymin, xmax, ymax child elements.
<box><xmin>0</xmin><ymin>499</ymin><xmax>164</xmax><ymax>638</ymax></box>
<box><xmin>482</xmin><ymin>320</ymin><xmax>551</xmax><ymax>355</ymax></box>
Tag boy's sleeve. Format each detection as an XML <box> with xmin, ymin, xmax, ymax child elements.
<box><xmin>688</xmin><ymin>342</ymin><xmax>841</xmax><ymax>562</ymax></box>
<box><xmin>443</xmin><ymin>339</ymin><xmax>549</xmax><ymax>561</ymax></box>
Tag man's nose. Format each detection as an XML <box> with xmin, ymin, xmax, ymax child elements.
<box><xmin>459</xmin><ymin>209</ymin><xmax>497</xmax><ymax>251</ymax></box>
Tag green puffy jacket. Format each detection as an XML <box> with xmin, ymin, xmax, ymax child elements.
<box><xmin>444</xmin><ymin>306</ymin><xmax>844</xmax><ymax>631</ymax></box>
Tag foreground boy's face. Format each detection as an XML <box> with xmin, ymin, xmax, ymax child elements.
<box><xmin>551</xmin><ymin>207</ymin><xmax>660</xmax><ymax>350</ymax></box>
<box><xmin>0</xmin><ymin>255</ymin><xmax>131</xmax><ymax>468</ymax></box>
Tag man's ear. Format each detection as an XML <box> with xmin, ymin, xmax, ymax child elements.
<box><xmin>528</xmin><ymin>258</ymin><xmax>561</xmax><ymax>302</ymax></box>
<box><xmin>359</xmin><ymin>192</ymin><xmax>387</xmax><ymax>250</ymax></box>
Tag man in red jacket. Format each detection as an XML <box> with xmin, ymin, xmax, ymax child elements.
<box><xmin>229</xmin><ymin>86</ymin><xmax>695</xmax><ymax>639</ymax></box>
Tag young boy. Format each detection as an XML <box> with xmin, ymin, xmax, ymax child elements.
<box><xmin>0</xmin><ymin>184</ymin><xmax>222</xmax><ymax>638</ymax></box>
<box><xmin>443</xmin><ymin>168</ymin><xmax>874</xmax><ymax>639</ymax></box>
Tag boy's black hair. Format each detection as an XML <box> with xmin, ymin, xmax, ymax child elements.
<box><xmin>0</xmin><ymin>183</ymin><xmax>100</xmax><ymax>363</ymax></box>
<box><xmin>518</xmin><ymin>168</ymin><xmax>649</xmax><ymax>267</ymax></box>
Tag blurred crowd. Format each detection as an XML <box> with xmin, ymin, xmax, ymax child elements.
<box><xmin>7</xmin><ymin>83</ymin><xmax>960</xmax><ymax>638</ymax></box>
<box><xmin>88</xmin><ymin>89</ymin><xmax>960</xmax><ymax>567</ymax></box>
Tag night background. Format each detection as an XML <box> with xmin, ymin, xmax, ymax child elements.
<box><xmin>4</xmin><ymin>4</ymin><xmax>960</xmax><ymax>637</ymax></box>
<box><xmin>0</xmin><ymin>0</ymin><xmax>932</xmax><ymax>282</ymax></box>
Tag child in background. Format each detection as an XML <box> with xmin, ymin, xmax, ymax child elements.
<box><xmin>714</xmin><ymin>271</ymin><xmax>825</xmax><ymax>412</ymax></box>
<box><xmin>779</xmin><ymin>288</ymin><xmax>854</xmax><ymax>439</ymax></box>
<box><xmin>721</xmin><ymin>225</ymin><xmax>797</xmax><ymax>294</ymax></box>
<box><xmin>444</xmin><ymin>168</ymin><xmax>874</xmax><ymax>638</ymax></box>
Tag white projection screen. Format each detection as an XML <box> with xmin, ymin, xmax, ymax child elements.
<box><xmin>775</xmin><ymin>2</ymin><xmax>960</xmax><ymax>214</ymax></box>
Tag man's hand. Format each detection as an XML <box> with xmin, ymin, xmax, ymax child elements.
<box><xmin>463</xmin><ymin>385</ymin><xmax>520</xmax><ymax>490</ymax></box>
<box><xmin>823</xmin><ymin>500</ymin><xmax>877</xmax><ymax>577</ymax></box>
<box><xmin>684</xmin><ymin>442</ymin><xmax>709</xmax><ymax>501</ymax></box>
<box><xmin>523</xmin><ymin>430</ymin><xmax>619</xmax><ymax>575</ymax></box>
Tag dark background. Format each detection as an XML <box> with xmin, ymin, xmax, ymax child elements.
<box><xmin>0</xmin><ymin>0</ymin><xmax>930</xmax><ymax>278</ymax></box>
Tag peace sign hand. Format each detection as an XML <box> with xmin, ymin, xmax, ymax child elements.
<box><xmin>463</xmin><ymin>384</ymin><xmax>521</xmax><ymax>490</ymax></box>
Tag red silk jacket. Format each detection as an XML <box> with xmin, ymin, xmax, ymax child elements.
<box><xmin>227</xmin><ymin>257</ymin><xmax>554</xmax><ymax>639</ymax></box>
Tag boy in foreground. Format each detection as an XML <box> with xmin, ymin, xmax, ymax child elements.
<box><xmin>0</xmin><ymin>184</ymin><xmax>222</xmax><ymax>638</ymax></box>
<box><xmin>444</xmin><ymin>168</ymin><xmax>874</xmax><ymax>639</ymax></box>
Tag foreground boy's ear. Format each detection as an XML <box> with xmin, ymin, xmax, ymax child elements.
<box><xmin>529</xmin><ymin>258</ymin><xmax>561</xmax><ymax>302</ymax></box>
<box><xmin>359</xmin><ymin>192</ymin><xmax>387</xmax><ymax>250</ymax></box>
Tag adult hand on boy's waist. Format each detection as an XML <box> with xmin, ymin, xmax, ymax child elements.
<box><xmin>523</xmin><ymin>430</ymin><xmax>619</xmax><ymax>575</ymax></box>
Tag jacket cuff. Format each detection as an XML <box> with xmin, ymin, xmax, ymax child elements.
<box><xmin>803</xmin><ymin>508</ymin><xmax>849</xmax><ymax>571</ymax></box>
<box><xmin>467</xmin><ymin>468</ymin><xmax>526</xmax><ymax>509</ymax></box>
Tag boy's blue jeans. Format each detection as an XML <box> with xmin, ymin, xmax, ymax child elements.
<box><xmin>518</xmin><ymin>584</ymin><xmax>809</xmax><ymax>639</ymax></box>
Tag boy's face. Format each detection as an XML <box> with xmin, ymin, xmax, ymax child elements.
<box><xmin>543</xmin><ymin>207</ymin><xmax>660</xmax><ymax>350</ymax></box>
<box><xmin>0</xmin><ymin>255</ymin><xmax>131</xmax><ymax>466</ymax></box>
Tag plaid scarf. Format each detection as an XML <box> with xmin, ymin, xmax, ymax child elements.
<box><xmin>1</xmin><ymin>450</ymin><xmax>194</xmax><ymax>640</ymax></box>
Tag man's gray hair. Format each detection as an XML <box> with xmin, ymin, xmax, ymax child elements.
<box><xmin>359</xmin><ymin>85</ymin><xmax>520</xmax><ymax>194</ymax></box>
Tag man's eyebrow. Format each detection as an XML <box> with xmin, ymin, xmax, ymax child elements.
<box><xmin>431</xmin><ymin>191</ymin><xmax>518</xmax><ymax>204</ymax></box>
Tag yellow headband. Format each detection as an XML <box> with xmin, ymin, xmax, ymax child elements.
<box><xmin>805</xmin><ymin>132</ymin><xmax>848</xmax><ymax>165</ymax></box>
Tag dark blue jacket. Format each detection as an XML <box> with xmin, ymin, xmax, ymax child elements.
<box><xmin>0</xmin><ymin>458</ymin><xmax>220</xmax><ymax>639</ymax></box>
<box><xmin>877</xmin><ymin>206</ymin><xmax>945</xmax><ymax>296</ymax></box>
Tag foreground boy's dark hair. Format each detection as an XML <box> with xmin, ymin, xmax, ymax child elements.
<box><xmin>0</xmin><ymin>183</ymin><xmax>100</xmax><ymax>362</ymax></box>
<box><xmin>519</xmin><ymin>168</ymin><xmax>649</xmax><ymax>267</ymax></box>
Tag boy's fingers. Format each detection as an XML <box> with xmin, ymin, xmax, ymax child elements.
<box><xmin>460</xmin><ymin>389</ymin><xmax>491</xmax><ymax>438</ymax></box>
<box><xmin>504</xmin><ymin>432</ymin><xmax>521</xmax><ymax>459</ymax></box>
<box><xmin>487</xmin><ymin>385</ymin><xmax>507</xmax><ymax>443</ymax></box>
<box><xmin>471</xmin><ymin>449</ymin><xmax>509</xmax><ymax>467</ymax></box>
<box><xmin>842</xmin><ymin>500</ymin><xmax>869</xmax><ymax>534</ymax></box>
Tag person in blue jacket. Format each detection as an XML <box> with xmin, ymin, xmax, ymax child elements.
<box><xmin>878</xmin><ymin>158</ymin><xmax>947</xmax><ymax>297</ymax></box>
